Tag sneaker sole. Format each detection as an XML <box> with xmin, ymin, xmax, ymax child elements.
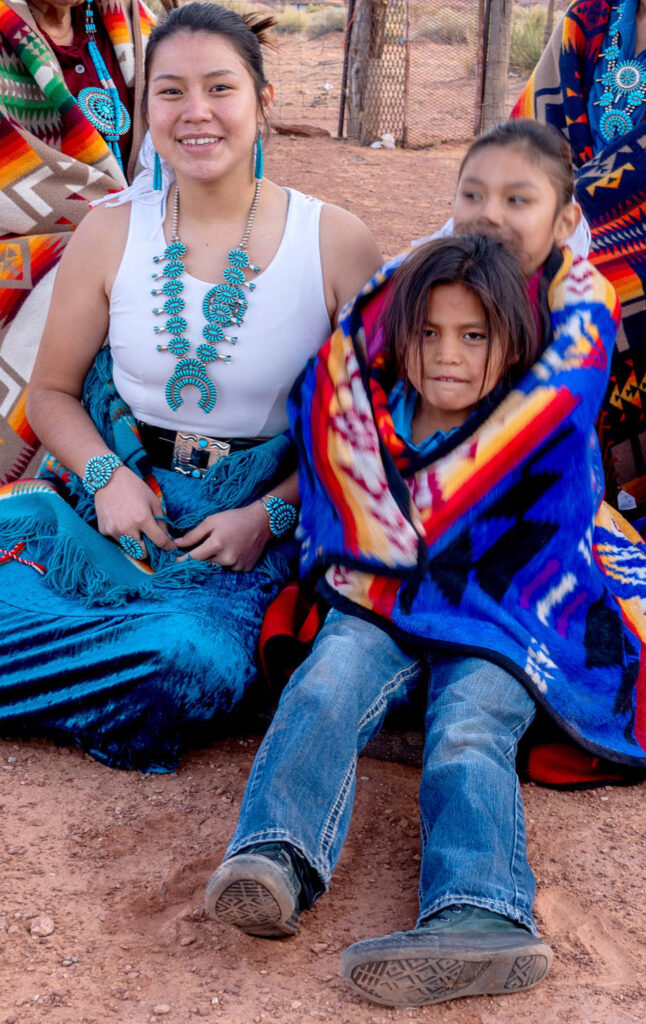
<box><xmin>340</xmin><ymin>941</ymin><xmax>553</xmax><ymax>1007</ymax></box>
<box><xmin>205</xmin><ymin>854</ymin><xmax>299</xmax><ymax>938</ymax></box>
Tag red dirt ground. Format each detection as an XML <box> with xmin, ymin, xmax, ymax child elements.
<box><xmin>1</xmin><ymin>131</ymin><xmax>645</xmax><ymax>1024</ymax></box>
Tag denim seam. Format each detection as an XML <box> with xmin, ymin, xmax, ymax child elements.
<box><xmin>418</xmin><ymin>810</ymin><xmax>431</xmax><ymax>908</ymax></box>
<box><xmin>510</xmin><ymin>771</ymin><xmax>527</xmax><ymax>909</ymax></box>
<box><xmin>504</xmin><ymin>705</ymin><xmax>536</xmax><ymax>908</ymax></box>
<box><xmin>320</xmin><ymin>662</ymin><xmax>420</xmax><ymax>869</ymax></box>
<box><xmin>501</xmin><ymin>704</ymin><xmax>536</xmax><ymax>761</ymax></box>
<box><xmin>419</xmin><ymin>808</ymin><xmax>430</xmax><ymax>849</ymax></box>
<box><xmin>356</xmin><ymin>662</ymin><xmax>420</xmax><ymax>732</ymax></box>
<box><xmin>319</xmin><ymin>754</ymin><xmax>357</xmax><ymax>864</ymax></box>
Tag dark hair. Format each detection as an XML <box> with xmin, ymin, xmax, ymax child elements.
<box><xmin>458</xmin><ymin>119</ymin><xmax>574</xmax><ymax>209</ymax></box>
<box><xmin>382</xmin><ymin>235</ymin><xmax>538</xmax><ymax>395</ymax></box>
<box><xmin>143</xmin><ymin>2</ymin><xmax>276</xmax><ymax>121</ymax></box>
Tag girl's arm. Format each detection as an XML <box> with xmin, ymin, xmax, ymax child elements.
<box><xmin>319</xmin><ymin>204</ymin><xmax>383</xmax><ymax>325</ymax></box>
<box><xmin>26</xmin><ymin>206</ymin><xmax>175</xmax><ymax>554</ymax></box>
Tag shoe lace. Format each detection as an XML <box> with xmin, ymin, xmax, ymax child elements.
<box><xmin>434</xmin><ymin>905</ymin><xmax>464</xmax><ymax>923</ymax></box>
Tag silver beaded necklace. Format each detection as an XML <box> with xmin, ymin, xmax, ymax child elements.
<box><xmin>151</xmin><ymin>179</ymin><xmax>262</xmax><ymax>414</ymax></box>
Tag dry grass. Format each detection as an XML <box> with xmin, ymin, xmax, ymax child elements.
<box><xmin>510</xmin><ymin>5</ymin><xmax>547</xmax><ymax>71</ymax></box>
<box><xmin>306</xmin><ymin>6</ymin><xmax>346</xmax><ymax>39</ymax></box>
<box><xmin>274</xmin><ymin>5</ymin><xmax>309</xmax><ymax>35</ymax></box>
<box><xmin>414</xmin><ymin>6</ymin><xmax>477</xmax><ymax>46</ymax></box>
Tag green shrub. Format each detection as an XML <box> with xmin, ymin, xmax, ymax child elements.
<box><xmin>274</xmin><ymin>6</ymin><xmax>308</xmax><ymax>34</ymax></box>
<box><xmin>306</xmin><ymin>6</ymin><xmax>346</xmax><ymax>39</ymax></box>
<box><xmin>509</xmin><ymin>6</ymin><xmax>547</xmax><ymax>71</ymax></box>
<box><xmin>415</xmin><ymin>8</ymin><xmax>476</xmax><ymax>46</ymax></box>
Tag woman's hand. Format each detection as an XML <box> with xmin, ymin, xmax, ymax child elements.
<box><xmin>93</xmin><ymin>466</ymin><xmax>176</xmax><ymax>557</ymax></box>
<box><xmin>175</xmin><ymin>502</ymin><xmax>273</xmax><ymax>572</ymax></box>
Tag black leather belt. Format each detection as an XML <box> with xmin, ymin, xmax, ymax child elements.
<box><xmin>136</xmin><ymin>421</ymin><xmax>267</xmax><ymax>478</ymax></box>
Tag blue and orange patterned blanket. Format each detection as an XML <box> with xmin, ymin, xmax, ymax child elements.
<box><xmin>289</xmin><ymin>248</ymin><xmax>646</xmax><ymax>765</ymax></box>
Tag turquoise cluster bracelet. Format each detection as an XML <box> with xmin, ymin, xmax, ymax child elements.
<box><xmin>82</xmin><ymin>452</ymin><xmax>123</xmax><ymax>495</ymax></box>
<box><xmin>260</xmin><ymin>494</ymin><xmax>298</xmax><ymax>538</ymax></box>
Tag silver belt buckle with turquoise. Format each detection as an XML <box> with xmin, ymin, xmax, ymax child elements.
<box><xmin>171</xmin><ymin>432</ymin><xmax>230</xmax><ymax>478</ymax></box>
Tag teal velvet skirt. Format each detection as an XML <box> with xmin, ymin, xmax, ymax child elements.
<box><xmin>0</xmin><ymin>464</ymin><xmax>294</xmax><ymax>772</ymax></box>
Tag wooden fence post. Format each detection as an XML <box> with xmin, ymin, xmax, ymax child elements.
<box><xmin>542</xmin><ymin>0</ymin><xmax>556</xmax><ymax>49</ymax></box>
<box><xmin>481</xmin><ymin>0</ymin><xmax>513</xmax><ymax>130</ymax></box>
<box><xmin>346</xmin><ymin>0</ymin><xmax>372</xmax><ymax>140</ymax></box>
<box><xmin>474</xmin><ymin>0</ymin><xmax>487</xmax><ymax>135</ymax></box>
<box><xmin>346</xmin><ymin>0</ymin><xmax>389</xmax><ymax>144</ymax></box>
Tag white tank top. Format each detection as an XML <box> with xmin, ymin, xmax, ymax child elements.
<box><xmin>109</xmin><ymin>187</ymin><xmax>331</xmax><ymax>437</ymax></box>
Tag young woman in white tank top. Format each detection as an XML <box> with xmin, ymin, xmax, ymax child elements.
<box><xmin>110</xmin><ymin>186</ymin><xmax>331</xmax><ymax>438</ymax></box>
<box><xmin>0</xmin><ymin>3</ymin><xmax>381</xmax><ymax>773</ymax></box>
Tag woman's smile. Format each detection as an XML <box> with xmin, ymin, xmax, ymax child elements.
<box><xmin>177</xmin><ymin>135</ymin><xmax>223</xmax><ymax>146</ymax></box>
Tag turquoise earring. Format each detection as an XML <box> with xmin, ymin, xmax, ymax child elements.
<box><xmin>153</xmin><ymin>151</ymin><xmax>163</xmax><ymax>191</ymax></box>
<box><xmin>254</xmin><ymin>130</ymin><xmax>263</xmax><ymax>181</ymax></box>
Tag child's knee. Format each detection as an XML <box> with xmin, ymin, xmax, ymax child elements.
<box><xmin>425</xmin><ymin>696</ymin><xmax>527</xmax><ymax>766</ymax></box>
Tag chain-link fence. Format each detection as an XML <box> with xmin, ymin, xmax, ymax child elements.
<box><xmin>337</xmin><ymin>0</ymin><xmax>572</xmax><ymax>147</ymax></box>
<box><xmin>341</xmin><ymin>0</ymin><xmax>409</xmax><ymax>145</ymax></box>
<box><xmin>160</xmin><ymin>1</ymin><xmax>571</xmax><ymax>147</ymax></box>
<box><xmin>405</xmin><ymin>1</ymin><xmax>480</xmax><ymax>147</ymax></box>
<box><xmin>209</xmin><ymin>1</ymin><xmax>347</xmax><ymax>137</ymax></box>
<box><xmin>340</xmin><ymin>0</ymin><xmax>480</xmax><ymax>148</ymax></box>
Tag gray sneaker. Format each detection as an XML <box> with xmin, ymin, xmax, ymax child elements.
<box><xmin>205</xmin><ymin>846</ymin><xmax>301</xmax><ymax>938</ymax></box>
<box><xmin>340</xmin><ymin>906</ymin><xmax>553</xmax><ymax>1007</ymax></box>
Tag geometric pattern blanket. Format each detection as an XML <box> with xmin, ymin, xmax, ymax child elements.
<box><xmin>288</xmin><ymin>247</ymin><xmax>646</xmax><ymax>766</ymax></box>
<box><xmin>512</xmin><ymin>0</ymin><xmax>646</xmax><ymax>500</ymax></box>
<box><xmin>0</xmin><ymin>0</ymin><xmax>152</xmax><ymax>483</ymax></box>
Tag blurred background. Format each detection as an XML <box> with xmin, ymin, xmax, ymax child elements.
<box><xmin>157</xmin><ymin>1</ymin><xmax>571</xmax><ymax>147</ymax></box>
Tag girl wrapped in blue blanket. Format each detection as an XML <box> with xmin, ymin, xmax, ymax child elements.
<box><xmin>205</xmin><ymin>123</ymin><xmax>646</xmax><ymax>1008</ymax></box>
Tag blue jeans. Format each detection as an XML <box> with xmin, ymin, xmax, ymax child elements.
<box><xmin>227</xmin><ymin>609</ymin><xmax>539</xmax><ymax>934</ymax></box>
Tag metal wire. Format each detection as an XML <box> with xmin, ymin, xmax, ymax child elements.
<box><xmin>336</xmin><ymin>0</ymin><xmax>565</xmax><ymax>148</ymax></box>
<box><xmin>206</xmin><ymin>1</ymin><xmax>565</xmax><ymax>150</ymax></box>
<box><xmin>342</xmin><ymin>0</ymin><xmax>479</xmax><ymax>148</ymax></box>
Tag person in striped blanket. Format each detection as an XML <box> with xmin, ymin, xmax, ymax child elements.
<box><xmin>0</xmin><ymin>0</ymin><xmax>155</xmax><ymax>483</ymax></box>
<box><xmin>512</xmin><ymin>0</ymin><xmax>646</xmax><ymax>506</ymax></box>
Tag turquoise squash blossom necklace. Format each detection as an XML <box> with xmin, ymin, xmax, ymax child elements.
<box><xmin>595</xmin><ymin>0</ymin><xmax>646</xmax><ymax>141</ymax></box>
<box><xmin>151</xmin><ymin>179</ymin><xmax>262</xmax><ymax>414</ymax></box>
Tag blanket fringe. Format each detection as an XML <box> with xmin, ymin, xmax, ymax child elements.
<box><xmin>0</xmin><ymin>510</ymin><xmax>292</xmax><ymax>605</ymax></box>
<box><xmin>0</xmin><ymin>515</ymin><xmax>222</xmax><ymax>606</ymax></box>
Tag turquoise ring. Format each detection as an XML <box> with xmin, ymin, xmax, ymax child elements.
<box><xmin>119</xmin><ymin>535</ymin><xmax>145</xmax><ymax>560</ymax></box>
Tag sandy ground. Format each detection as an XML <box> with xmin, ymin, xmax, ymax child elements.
<box><xmin>1</xmin><ymin>132</ymin><xmax>645</xmax><ymax>1023</ymax></box>
<box><xmin>1</xmin><ymin>731</ymin><xmax>645</xmax><ymax>1024</ymax></box>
